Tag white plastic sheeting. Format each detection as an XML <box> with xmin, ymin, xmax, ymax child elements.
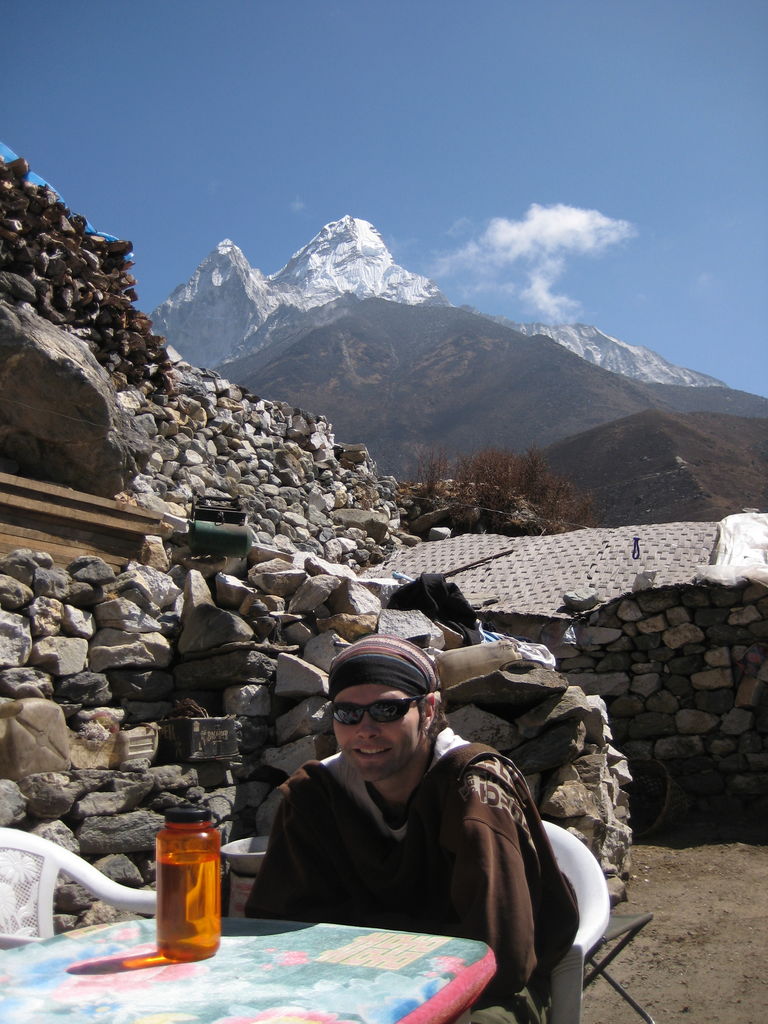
<box><xmin>696</xmin><ymin>512</ymin><xmax>768</xmax><ymax>586</ymax></box>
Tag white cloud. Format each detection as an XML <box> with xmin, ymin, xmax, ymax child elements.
<box><xmin>434</xmin><ymin>203</ymin><xmax>636</xmax><ymax>320</ymax></box>
<box><xmin>290</xmin><ymin>196</ymin><xmax>305</xmax><ymax>213</ymax></box>
<box><xmin>519</xmin><ymin>256</ymin><xmax>581</xmax><ymax>321</ymax></box>
<box><xmin>445</xmin><ymin>216</ymin><xmax>474</xmax><ymax>238</ymax></box>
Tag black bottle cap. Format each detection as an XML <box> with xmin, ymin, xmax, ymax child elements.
<box><xmin>164</xmin><ymin>804</ymin><xmax>212</xmax><ymax>824</ymax></box>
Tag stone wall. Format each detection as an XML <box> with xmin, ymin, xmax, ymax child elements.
<box><xmin>526</xmin><ymin>580</ymin><xmax>768</xmax><ymax>815</ymax></box>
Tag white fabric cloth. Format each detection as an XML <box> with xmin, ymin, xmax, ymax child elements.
<box><xmin>696</xmin><ymin>512</ymin><xmax>768</xmax><ymax>586</ymax></box>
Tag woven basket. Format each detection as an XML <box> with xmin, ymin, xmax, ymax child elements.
<box><xmin>626</xmin><ymin>758</ymin><xmax>689</xmax><ymax>838</ymax></box>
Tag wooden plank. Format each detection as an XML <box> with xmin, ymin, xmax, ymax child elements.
<box><xmin>0</xmin><ymin>473</ymin><xmax>165</xmax><ymax>572</ymax></box>
<box><xmin>0</xmin><ymin>515</ymin><xmax>140</xmax><ymax>557</ymax></box>
<box><xmin>0</xmin><ymin>491</ymin><xmax>150</xmax><ymax>526</ymax></box>
<box><xmin>0</xmin><ymin>517</ymin><xmax>151</xmax><ymax>558</ymax></box>
<box><xmin>0</xmin><ymin>509</ymin><xmax>161</xmax><ymax>550</ymax></box>
<box><xmin>0</xmin><ymin>473</ymin><xmax>159</xmax><ymax>516</ymax></box>
<box><xmin>0</xmin><ymin>492</ymin><xmax>161</xmax><ymax>539</ymax></box>
<box><xmin>0</xmin><ymin>471</ymin><xmax>162</xmax><ymax>523</ymax></box>
<box><xmin>0</xmin><ymin>524</ymin><xmax>129</xmax><ymax>570</ymax></box>
<box><xmin>0</xmin><ymin>540</ymin><xmax>125</xmax><ymax>572</ymax></box>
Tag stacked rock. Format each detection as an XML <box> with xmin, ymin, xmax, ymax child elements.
<box><xmin>0</xmin><ymin>534</ymin><xmax>633</xmax><ymax>933</ymax></box>
<box><xmin>118</xmin><ymin>358</ymin><xmax>402</xmax><ymax>570</ymax></box>
<box><xmin>0</xmin><ymin>151</ymin><xmax>171</xmax><ymax>391</ymax></box>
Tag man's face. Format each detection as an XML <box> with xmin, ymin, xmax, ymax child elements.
<box><xmin>332</xmin><ymin>682</ymin><xmax>435</xmax><ymax>797</ymax></box>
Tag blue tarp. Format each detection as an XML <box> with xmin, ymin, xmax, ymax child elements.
<box><xmin>1</xmin><ymin>141</ymin><xmax>121</xmax><ymax>243</ymax></box>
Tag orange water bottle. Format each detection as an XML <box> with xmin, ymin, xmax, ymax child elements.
<box><xmin>156</xmin><ymin>804</ymin><xmax>221</xmax><ymax>961</ymax></box>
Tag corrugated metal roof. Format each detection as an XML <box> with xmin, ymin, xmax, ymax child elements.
<box><xmin>373</xmin><ymin>522</ymin><xmax>720</xmax><ymax>618</ymax></box>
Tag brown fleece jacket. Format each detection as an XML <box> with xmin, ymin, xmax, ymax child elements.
<box><xmin>245</xmin><ymin>743</ymin><xmax>578</xmax><ymax>1003</ymax></box>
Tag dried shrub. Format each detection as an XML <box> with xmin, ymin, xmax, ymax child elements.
<box><xmin>403</xmin><ymin>445</ymin><xmax>595</xmax><ymax>536</ymax></box>
<box><xmin>409</xmin><ymin>445</ymin><xmax>451</xmax><ymax>498</ymax></box>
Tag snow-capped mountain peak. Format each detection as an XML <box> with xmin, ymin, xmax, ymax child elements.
<box><xmin>269</xmin><ymin>215</ymin><xmax>447</xmax><ymax>308</ymax></box>
<box><xmin>500</xmin><ymin>320</ymin><xmax>725</xmax><ymax>388</ymax></box>
<box><xmin>277</xmin><ymin>216</ymin><xmax>388</xmax><ymax>282</ymax></box>
<box><xmin>215</xmin><ymin>238</ymin><xmax>240</xmax><ymax>255</ymax></box>
<box><xmin>151</xmin><ymin>239</ymin><xmax>272</xmax><ymax>368</ymax></box>
<box><xmin>151</xmin><ymin>216</ymin><xmax>447</xmax><ymax>368</ymax></box>
<box><xmin>152</xmin><ymin>219</ymin><xmax>724</xmax><ymax>391</ymax></box>
<box><xmin>164</xmin><ymin>239</ymin><xmax>269</xmax><ymax>307</ymax></box>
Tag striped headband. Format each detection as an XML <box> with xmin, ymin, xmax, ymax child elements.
<box><xmin>328</xmin><ymin>634</ymin><xmax>438</xmax><ymax>700</ymax></box>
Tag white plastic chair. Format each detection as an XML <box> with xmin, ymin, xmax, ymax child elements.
<box><xmin>542</xmin><ymin>821</ymin><xmax>611</xmax><ymax>1024</ymax></box>
<box><xmin>0</xmin><ymin>827</ymin><xmax>156</xmax><ymax>948</ymax></box>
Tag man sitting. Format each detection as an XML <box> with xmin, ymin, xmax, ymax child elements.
<box><xmin>246</xmin><ymin>634</ymin><xmax>579</xmax><ymax>1022</ymax></box>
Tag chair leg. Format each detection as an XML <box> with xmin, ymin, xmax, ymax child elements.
<box><xmin>597</xmin><ymin>969</ymin><xmax>656</xmax><ymax>1024</ymax></box>
<box><xmin>584</xmin><ymin>913</ymin><xmax>655</xmax><ymax>1024</ymax></box>
<box><xmin>584</xmin><ymin>913</ymin><xmax>653</xmax><ymax>989</ymax></box>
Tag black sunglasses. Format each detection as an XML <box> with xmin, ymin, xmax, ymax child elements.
<box><xmin>331</xmin><ymin>696</ymin><xmax>425</xmax><ymax>725</ymax></box>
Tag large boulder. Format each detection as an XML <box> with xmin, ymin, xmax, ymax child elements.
<box><xmin>0</xmin><ymin>303</ymin><xmax>150</xmax><ymax>495</ymax></box>
<box><xmin>0</xmin><ymin>697</ymin><xmax>70</xmax><ymax>780</ymax></box>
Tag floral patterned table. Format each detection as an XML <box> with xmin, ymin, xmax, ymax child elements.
<box><xmin>0</xmin><ymin>917</ymin><xmax>496</xmax><ymax>1024</ymax></box>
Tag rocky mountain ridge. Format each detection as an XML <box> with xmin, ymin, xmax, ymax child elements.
<box><xmin>151</xmin><ymin>217</ymin><xmax>448</xmax><ymax>370</ymax></box>
<box><xmin>152</xmin><ymin>214</ymin><xmax>726</xmax><ymax>393</ymax></box>
<box><xmin>494</xmin><ymin>319</ymin><xmax>724</xmax><ymax>388</ymax></box>
<box><xmin>147</xmin><ymin>215</ymin><xmax>768</xmax><ymax>525</ymax></box>
<box><xmin>217</xmin><ymin>296</ymin><xmax>768</xmax><ymax>485</ymax></box>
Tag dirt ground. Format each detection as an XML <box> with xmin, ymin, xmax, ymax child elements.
<box><xmin>582</xmin><ymin>814</ymin><xmax>768</xmax><ymax>1024</ymax></box>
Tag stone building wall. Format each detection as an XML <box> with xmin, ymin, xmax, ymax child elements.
<box><xmin>549</xmin><ymin>580</ymin><xmax>768</xmax><ymax>814</ymax></box>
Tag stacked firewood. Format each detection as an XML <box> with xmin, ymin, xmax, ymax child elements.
<box><xmin>0</xmin><ymin>152</ymin><xmax>173</xmax><ymax>392</ymax></box>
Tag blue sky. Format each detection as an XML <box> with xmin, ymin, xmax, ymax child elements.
<box><xmin>3</xmin><ymin>0</ymin><xmax>766</xmax><ymax>396</ymax></box>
